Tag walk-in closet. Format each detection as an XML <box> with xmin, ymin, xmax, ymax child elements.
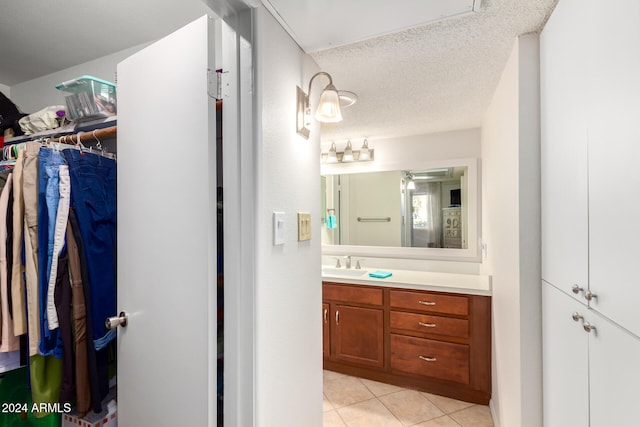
<box><xmin>0</xmin><ymin>13</ymin><xmax>232</xmax><ymax>426</ymax></box>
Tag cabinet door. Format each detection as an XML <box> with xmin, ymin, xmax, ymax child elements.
<box><xmin>587</xmin><ymin>0</ymin><xmax>640</xmax><ymax>337</ymax></box>
<box><xmin>542</xmin><ymin>282</ymin><xmax>589</xmax><ymax>427</ymax></box>
<box><xmin>334</xmin><ymin>305</ymin><xmax>384</xmax><ymax>368</ymax></box>
<box><xmin>322</xmin><ymin>303</ymin><xmax>330</xmax><ymax>359</ymax></box>
<box><xmin>587</xmin><ymin>309</ymin><xmax>640</xmax><ymax>427</ymax></box>
<box><xmin>540</xmin><ymin>0</ymin><xmax>589</xmax><ymax>299</ymax></box>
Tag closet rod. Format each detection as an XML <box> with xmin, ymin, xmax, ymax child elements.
<box><xmin>50</xmin><ymin>125</ymin><xmax>117</xmax><ymax>143</ymax></box>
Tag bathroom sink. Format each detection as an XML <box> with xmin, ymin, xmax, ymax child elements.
<box><xmin>322</xmin><ymin>267</ymin><xmax>368</xmax><ymax>277</ymax></box>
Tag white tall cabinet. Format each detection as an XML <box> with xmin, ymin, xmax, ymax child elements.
<box><xmin>541</xmin><ymin>0</ymin><xmax>640</xmax><ymax>425</ymax></box>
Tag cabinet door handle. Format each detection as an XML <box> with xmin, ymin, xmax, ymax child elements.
<box><xmin>336</xmin><ymin>310</ymin><xmax>339</xmax><ymax>326</ymax></box>
<box><xmin>572</xmin><ymin>285</ymin><xmax>584</xmax><ymax>295</ymax></box>
<box><xmin>585</xmin><ymin>291</ymin><xmax>597</xmax><ymax>302</ymax></box>
<box><xmin>324</xmin><ymin>309</ymin><xmax>328</xmax><ymax>324</ymax></box>
<box><xmin>418</xmin><ymin>301</ymin><xmax>436</xmax><ymax>306</ymax></box>
<box><xmin>419</xmin><ymin>356</ymin><xmax>437</xmax><ymax>362</ymax></box>
<box><xmin>418</xmin><ymin>322</ymin><xmax>436</xmax><ymax>328</ymax></box>
<box><xmin>571</xmin><ymin>312</ymin><xmax>583</xmax><ymax>322</ymax></box>
<box><xmin>583</xmin><ymin>322</ymin><xmax>597</xmax><ymax>334</ymax></box>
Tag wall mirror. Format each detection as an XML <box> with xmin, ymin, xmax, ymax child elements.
<box><xmin>321</xmin><ymin>158</ymin><xmax>480</xmax><ymax>261</ymax></box>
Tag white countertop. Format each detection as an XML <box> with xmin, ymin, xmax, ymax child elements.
<box><xmin>322</xmin><ymin>266</ymin><xmax>492</xmax><ymax>296</ymax></box>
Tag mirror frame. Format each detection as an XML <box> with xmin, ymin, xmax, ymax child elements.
<box><xmin>321</xmin><ymin>157</ymin><xmax>481</xmax><ymax>262</ymax></box>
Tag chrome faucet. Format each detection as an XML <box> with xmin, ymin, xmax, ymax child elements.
<box><xmin>343</xmin><ymin>255</ymin><xmax>351</xmax><ymax>269</ymax></box>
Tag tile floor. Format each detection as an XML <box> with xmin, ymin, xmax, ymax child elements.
<box><xmin>323</xmin><ymin>370</ymin><xmax>494</xmax><ymax>427</ymax></box>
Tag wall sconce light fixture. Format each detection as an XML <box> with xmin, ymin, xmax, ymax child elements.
<box><xmin>297</xmin><ymin>72</ymin><xmax>346</xmax><ymax>139</ymax></box>
<box><xmin>321</xmin><ymin>139</ymin><xmax>374</xmax><ymax>164</ymax></box>
<box><xmin>405</xmin><ymin>172</ymin><xmax>416</xmax><ymax>190</ymax></box>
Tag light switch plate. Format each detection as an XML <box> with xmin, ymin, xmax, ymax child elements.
<box><xmin>298</xmin><ymin>212</ymin><xmax>311</xmax><ymax>241</ymax></box>
<box><xmin>273</xmin><ymin>212</ymin><xmax>285</xmax><ymax>245</ymax></box>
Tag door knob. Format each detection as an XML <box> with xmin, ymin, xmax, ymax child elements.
<box><xmin>105</xmin><ymin>312</ymin><xmax>129</xmax><ymax>330</ymax></box>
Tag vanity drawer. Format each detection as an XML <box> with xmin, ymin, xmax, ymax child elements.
<box><xmin>389</xmin><ymin>290</ymin><xmax>468</xmax><ymax>316</ymax></box>
<box><xmin>390</xmin><ymin>311</ymin><xmax>469</xmax><ymax>338</ymax></box>
<box><xmin>390</xmin><ymin>334</ymin><xmax>470</xmax><ymax>384</ymax></box>
<box><xmin>323</xmin><ymin>283</ymin><xmax>383</xmax><ymax>306</ymax></box>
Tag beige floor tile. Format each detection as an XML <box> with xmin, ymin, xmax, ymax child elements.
<box><xmin>324</xmin><ymin>393</ymin><xmax>335</xmax><ymax>412</ymax></box>
<box><xmin>420</xmin><ymin>392</ymin><xmax>475</xmax><ymax>414</ymax></box>
<box><xmin>359</xmin><ymin>378</ymin><xmax>405</xmax><ymax>397</ymax></box>
<box><xmin>378</xmin><ymin>389</ymin><xmax>444</xmax><ymax>426</ymax></box>
<box><xmin>337</xmin><ymin>398</ymin><xmax>403</xmax><ymax>427</ymax></box>
<box><xmin>324</xmin><ymin>410</ymin><xmax>347</xmax><ymax>427</ymax></box>
<box><xmin>449</xmin><ymin>405</ymin><xmax>494</xmax><ymax>427</ymax></box>
<box><xmin>324</xmin><ymin>370</ymin><xmax>347</xmax><ymax>382</ymax></box>
<box><xmin>324</xmin><ymin>375</ymin><xmax>375</xmax><ymax>409</ymax></box>
<box><xmin>412</xmin><ymin>415</ymin><xmax>462</xmax><ymax>427</ymax></box>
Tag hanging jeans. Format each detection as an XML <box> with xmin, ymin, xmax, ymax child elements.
<box><xmin>61</xmin><ymin>149</ymin><xmax>117</xmax><ymax>347</ymax></box>
<box><xmin>37</xmin><ymin>148</ymin><xmax>64</xmax><ymax>357</ymax></box>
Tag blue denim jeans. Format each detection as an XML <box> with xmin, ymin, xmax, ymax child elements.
<box><xmin>61</xmin><ymin>149</ymin><xmax>117</xmax><ymax>347</ymax></box>
<box><xmin>37</xmin><ymin>148</ymin><xmax>65</xmax><ymax>357</ymax></box>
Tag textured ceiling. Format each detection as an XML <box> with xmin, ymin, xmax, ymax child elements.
<box><xmin>0</xmin><ymin>0</ymin><xmax>557</xmax><ymax>144</ymax></box>
<box><xmin>311</xmin><ymin>0</ymin><xmax>558</xmax><ymax>144</ymax></box>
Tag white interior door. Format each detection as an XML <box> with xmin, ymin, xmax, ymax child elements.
<box><xmin>116</xmin><ymin>15</ymin><xmax>218</xmax><ymax>426</ymax></box>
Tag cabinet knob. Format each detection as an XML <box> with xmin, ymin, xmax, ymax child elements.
<box><xmin>585</xmin><ymin>291</ymin><xmax>597</xmax><ymax>302</ymax></box>
<box><xmin>572</xmin><ymin>285</ymin><xmax>584</xmax><ymax>295</ymax></box>
<box><xmin>419</xmin><ymin>356</ymin><xmax>437</xmax><ymax>362</ymax></box>
<box><xmin>583</xmin><ymin>322</ymin><xmax>596</xmax><ymax>334</ymax></box>
<box><xmin>418</xmin><ymin>322</ymin><xmax>436</xmax><ymax>328</ymax></box>
<box><xmin>418</xmin><ymin>301</ymin><xmax>436</xmax><ymax>306</ymax></box>
<box><xmin>571</xmin><ymin>312</ymin><xmax>583</xmax><ymax>322</ymax></box>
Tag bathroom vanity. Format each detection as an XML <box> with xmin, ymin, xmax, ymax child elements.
<box><xmin>322</xmin><ymin>268</ymin><xmax>491</xmax><ymax>404</ymax></box>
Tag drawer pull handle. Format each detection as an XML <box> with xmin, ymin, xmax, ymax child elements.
<box><xmin>336</xmin><ymin>310</ymin><xmax>340</xmax><ymax>326</ymax></box>
<box><xmin>324</xmin><ymin>309</ymin><xmax>328</xmax><ymax>324</ymax></box>
<box><xmin>419</xmin><ymin>356</ymin><xmax>437</xmax><ymax>362</ymax></box>
<box><xmin>418</xmin><ymin>322</ymin><xmax>436</xmax><ymax>328</ymax></box>
<box><xmin>418</xmin><ymin>301</ymin><xmax>436</xmax><ymax>306</ymax></box>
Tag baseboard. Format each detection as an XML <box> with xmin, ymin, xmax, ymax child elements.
<box><xmin>489</xmin><ymin>399</ymin><xmax>500</xmax><ymax>427</ymax></box>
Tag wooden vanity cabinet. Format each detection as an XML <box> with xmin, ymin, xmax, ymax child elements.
<box><xmin>323</xmin><ymin>281</ymin><xmax>491</xmax><ymax>404</ymax></box>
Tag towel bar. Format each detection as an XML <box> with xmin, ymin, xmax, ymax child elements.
<box><xmin>357</xmin><ymin>217</ymin><xmax>391</xmax><ymax>222</ymax></box>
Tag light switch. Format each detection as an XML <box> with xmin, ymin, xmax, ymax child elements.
<box><xmin>273</xmin><ymin>212</ymin><xmax>285</xmax><ymax>245</ymax></box>
<box><xmin>298</xmin><ymin>212</ymin><xmax>311</xmax><ymax>241</ymax></box>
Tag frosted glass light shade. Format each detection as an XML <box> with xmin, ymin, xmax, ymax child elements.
<box><xmin>342</xmin><ymin>141</ymin><xmax>354</xmax><ymax>162</ymax></box>
<box><xmin>327</xmin><ymin>142</ymin><xmax>338</xmax><ymax>163</ymax></box>
<box><xmin>359</xmin><ymin>139</ymin><xmax>370</xmax><ymax>160</ymax></box>
<box><xmin>315</xmin><ymin>84</ymin><xmax>342</xmax><ymax>123</ymax></box>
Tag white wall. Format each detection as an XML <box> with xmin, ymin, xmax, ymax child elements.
<box><xmin>253</xmin><ymin>5</ymin><xmax>323</xmax><ymax>427</ymax></box>
<box><xmin>481</xmin><ymin>34</ymin><xmax>541</xmax><ymax>427</ymax></box>
<box><xmin>0</xmin><ymin>84</ymin><xmax>10</xmax><ymax>98</ymax></box>
<box><xmin>10</xmin><ymin>43</ymin><xmax>148</xmax><ymax>113</ymax></box>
